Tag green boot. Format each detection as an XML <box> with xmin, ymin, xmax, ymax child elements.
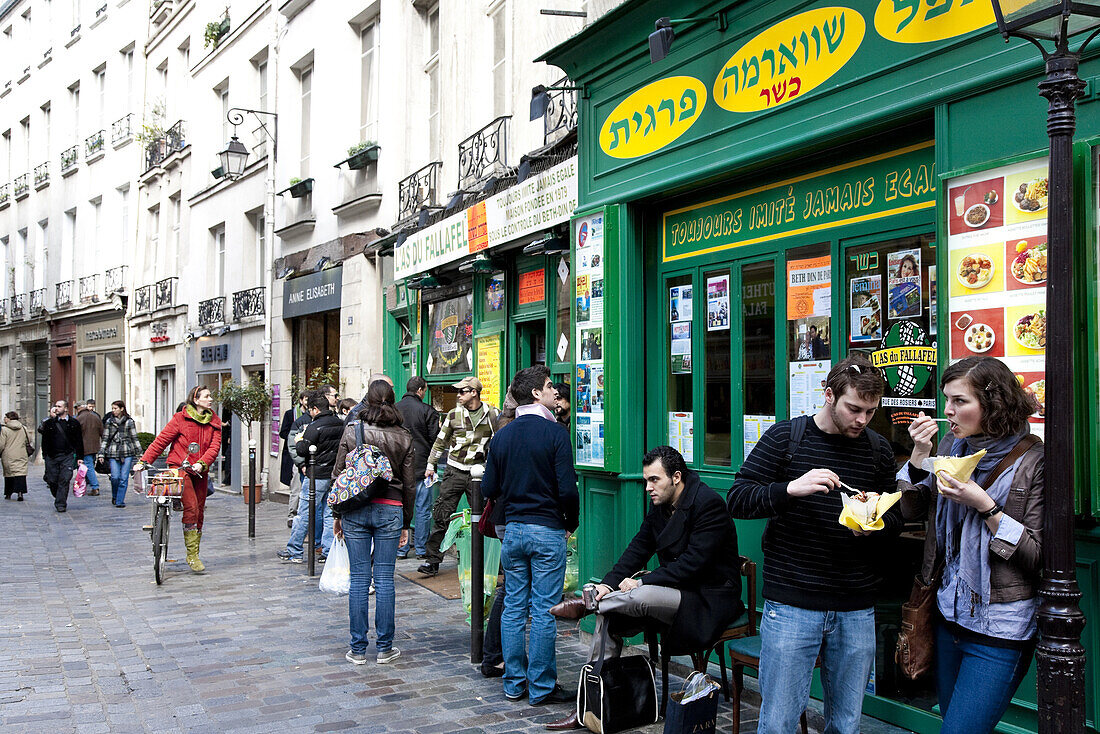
<box><xmin>183</xmin><ymin>529</ymin><xmax>206</xmax><ymax>573</ymax></box>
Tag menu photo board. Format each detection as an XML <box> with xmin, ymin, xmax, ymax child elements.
<box><xmin>946</xmin><ymin>158</ymin><xmax>1048</xmax><ymax>437</ymax></box>
<box><xmin>575</xmin><ymin>212</ymin><xmax>606</xmax><ymax>467</ymax></box>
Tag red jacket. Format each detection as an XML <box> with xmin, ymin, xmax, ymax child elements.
<box><xmin>142</xmin><ymin>409</ymin><xmax>222</xmax><ymax>472</ymax></box>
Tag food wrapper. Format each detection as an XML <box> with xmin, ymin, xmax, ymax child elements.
<box><xmin>838</xmin><ymin>491</ymin><xmax>902</xmax><ymax>531</ymax></box>
<box><xmin>923</xmin><ymin>450</ymin><xmax>987</xmax><ymax>490</ymax></box>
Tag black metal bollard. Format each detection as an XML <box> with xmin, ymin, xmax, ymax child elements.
<box><xmin>248</xmin><ymin>440</ymin><xmax>257</xmax><ymax>539</ymax></box>
<box><xmin>307</xmin><ymin>444</ymin><xmax>317</xmax><ymax>578</ymax></box>
<box><xmin>470</xmin><ymin>464</ymin><xmax>485</xmax><ymax>664</ymax></box>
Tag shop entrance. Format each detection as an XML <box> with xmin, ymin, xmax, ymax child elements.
<box><xmin>202</xmin><ymin>370</ymin><xmax>233</xmax><ymax>488</ymax></box>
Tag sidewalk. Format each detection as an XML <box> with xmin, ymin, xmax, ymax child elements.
<box><xmin>0</xmin><ymin>466</ymin><xmax>913</xmax><ymax>733</ymax></box>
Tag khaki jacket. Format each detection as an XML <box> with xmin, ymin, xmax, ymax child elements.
<box><xmin>0</xmin><ymin>420</ymin><xmax>32</xmax><ymax>477</ymax></box>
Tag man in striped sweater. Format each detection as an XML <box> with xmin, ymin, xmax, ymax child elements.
<box><xmin>728</xmin><ymin>352</ymin><xmax>900</xmax><ymax>734</ymax></box>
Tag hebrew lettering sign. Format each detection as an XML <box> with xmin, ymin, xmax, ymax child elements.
<box><xmin>598</xmin><ymin>76</ymin><xmax>707</xmax><ymax>159</ymax></box>
<box><xmin>873</xmin><ymin>0</ymin><xmax>994</xmax><ymax>44</ymax></box>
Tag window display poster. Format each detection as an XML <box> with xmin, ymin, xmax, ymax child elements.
<box><xmin>476</xmin><ymin>334</ymin><xmax>503</xmax><ymax>408</ymax></box>
<box><xmin>518</xmin><ymin>269</ymin><xmax>545</xmax><ymax>305</ymax></box>
<box><xmin>576</xmin><ymin>414</ymin><xmax>605</xmax><ymax>464</ymax></box>
<box><xmin>270</xmin><ymin>385</ymin><xmax>281</xmax><ymax>457</ymax></box>
<box><xmin>668</xmin><ymin>412</ymin><xmax>694</xmax><ymax>463</ymax></box>
<box><xmin>787</xmin><ymin>256</ymin><xmax>831</xmax><ymax>319</ymax></box>
<box><xmin>576</xmin><ymin>214</ymin><xmax>604</xmax><ymax>272</ymax></box>
<box><xmin>887</xmin><ymin>249</ymin><xmax>922</xmax><ymax>319</ymax></box>
<box><xmin>576</xmin><ymin>275</ymin><xmax>591</xmax><ymax>323</ymax></box>
<box><xmin>425</xmin><ymin>294</ymin><xmax>474</xmax><ymax>375</ymax></box>
<box><xmin>789</xmin><ymin>360</ymin><xmax>830</xmax><ymax>417</ymax></box>
<box><xmin>486</xmin><ymin>274</ymin><xmax>505</xmax><ymax>313</ymax></box>
<box><xmin>671</xmin><ymin>322</ymin><xmax>692</xmax><ymax>374</ymax></box>
<box><xmin>590</xmin><ymin>278</ymin><xmax>605</xmax><ymax>322</ymax></box>
<box><xmin>670</xmin><ymin>285</ymin><xmax>693</xmax><ymax>323</ymax></box>
<box><xmin>580</xmin><ymin>327</ymin><xmax>603</xmax><ymax>361</ymax></box>
<box><xmin>849</xmin><ymin>275</ymin><xmax>882</xmax><ymax>343</ymax></box>
<box><xmin>743</xmin><ymin>414</ymin><xmax>776</xmax><ymax>461</ymax></box>
<box><xmin>928</xmin><ymin>265</ymin><xmax>937</xmax><ymax>336</ymax></box>
<box><xmin>706</xmin><ymin>275</ymin><xmax>730</xmax><ymax>331</ymax></box>
<box><xmin>791</xmin><ymin>317</ymin><xmax>830</xmax><ymax>361</ymax></box>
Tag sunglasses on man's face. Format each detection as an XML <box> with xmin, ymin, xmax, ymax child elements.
<box><xmin>458</xmin><ymin>388</ymin><xmax>476</xmax><ymax>394</ymax></box>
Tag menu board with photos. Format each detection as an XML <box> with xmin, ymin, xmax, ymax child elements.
<box><xmin>574</xmin><ymin>213</ymin><xmax>606</xmax><ymax>467</ymax></box>
<box><xmin>946</xmin><ymin>159</ymin><xmax>1047</xmax><ymax>437</ymax></box>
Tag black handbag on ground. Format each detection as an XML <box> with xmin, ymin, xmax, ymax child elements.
<box><xmin>577</xmin><ymin>649</ymin><xmax>658</xmax><ymax>734</ymax></box>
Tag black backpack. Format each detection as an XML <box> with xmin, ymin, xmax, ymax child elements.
<box><xmin>780</xmin><ymin>414</ymin><xmax>890</xmax><ymax>477</ymax></box>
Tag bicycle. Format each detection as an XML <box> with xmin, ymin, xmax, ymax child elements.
<box><xmin>133</xmin><ymin>462</ymin><xmax>190</xmax><ymax>585</ymax></box>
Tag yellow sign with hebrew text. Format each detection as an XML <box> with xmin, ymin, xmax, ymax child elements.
<box><xmin>874</xmin><ymin>0</ymin><xmax>994</xmax><ymax>44</ymax></box>
<box><xmin>599</xmin><ymin>76</ymin><xmax>707</xmax><ymax>159</ymax></box>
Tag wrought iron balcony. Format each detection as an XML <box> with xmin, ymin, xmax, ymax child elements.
<box><xmin>104</xmin><ymin>265</ymin><xmax>127</xmax><ymax>295</ymax></box>
<box><xmin>457</xmin><ymin>116</ymin><xmax>510</xmax><ymax>191</ymax></box>
<box><xmin>145</xmin><ymin>138</ymin><xmax>167</xmax><ymax>170</ymax></box>
<box><xmin>95</xmin><ymin>3</ymin><xmax>107</xmax><ymax>19</ymax></box>
<box><xmin>56</xmin><ymin>280</ymin><xmax>74</xmax><ymax>308</ymax></box>
<box><xmin>165</xmin><ymin>120</ymin><xmax>186</xmax><ymax>156</ymax></box>
<box><xmin>61</xmin><ymin>145</ymin><xmax>79</xmax><ymax>172</ymax></box>
<box><xmin>0</xmin><ymin>183</ymin><xmax>8</xmax><ymax>206</ymax></box>
<box><xmin>10</xmin><ymin>293</ymin><xmax>25</xmax><ymax>319</ymax></box>
<box><xmin>542</xmin><ymin>77</ymin><xmax>578</xmax><ymax>145</ymax></box>
<box><xmin>111</xmin><ymin>114</ymin><xmax>132</xmax><ymax>145</ymax></box>
<box><xmin>70</xmin><ymin>24</ymin><xmax>80</xmax><ymax>37</ymax></box>
<box><xmin>198</xmin><ymin>297</ymin><xmax>225</xmax><ymax>327</ymax></box>
<box><xmin>155</xmin><ymin>277</ymin><xmax>177</xmax><ymax>309</ymax></box>
<box><xmin>86</xmin><ymin>130</ymin><xmax>105</xmax><ymax>158</ymax></box>
<box><xmin>14</xmin><ymin>174</ymin><xmax>28</xmax><ymax>198</ymax></box>
<box><xmin>232</xmin><ymin>287</ymin><xmax>265</xmax><ymax>321</ymax></box>
<box><xmin>79</xmin><ymin>274</ymin><xmax>101</xmax><ymax>303</ymax></box>
<box><xmin>398</xmin><ymin>161</ymin><xmax>442</xmax><ymax>221</ymax></box>
<box><xmin>29</xmin><ymin>288</ymin><xmax>45</xmax><ymax>316</ymax></box>
<box><xmin>134</xmin><ymin>284</ymin><xmax>151</xmax><ymax>313</ymax></box>
<box><xmin>0</xmin><ymin>299</ymin><xmax>6</xmax><ymax>323</ymax></box>
<box><xmin>33</xmin><ymin>162</ymin><xmax>49</xmax><ymax>187</ymax></box>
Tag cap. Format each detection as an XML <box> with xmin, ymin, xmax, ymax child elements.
<box><xmin>452</xmin><ymin>376</ymin><xmax>483</xmax><ymax>392</ymax></box>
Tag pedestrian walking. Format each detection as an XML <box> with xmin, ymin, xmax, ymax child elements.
<box><xmin>100</xmin><ymin>400</ymin><xmax>140</xmax><ymax>507</ymax></box>
<box><xmin>901</xmin><ymin>357</ymin><xmax>1045</xmax><ymax>734</ymax></box>
<box><xmin>284</xmin><ymin>391</ymin><xmax>312</xmax><ymax>526</ymax></box>
<box><xmin>75</xmin><ymin>400</ymin><xmax>104</xmax><ymax>497</ymax></box>
<box><xmin>38</xmin><ymin>400</ymin><xmax>84</xmax><ymax>513</ymax></box>
<box><xmin>134</xmin><ymin>386</ymin><xmax>222</xmax><ymax>573</ymax></box>
<box><xmin>417</xmin><ymin>376</ymin><xmax>499</xmax><ymax>577</ymax></box>
<box><xmin>727</xmin><ymin>352</ymin><xmax>899</xmax><ymax>734</ymax></box>
<box><xmin>0</xmin><ymin>411</ymin><xmax>32</xmax><ymax>501</ymax></box>
<box><xmin>481</xmin><ymin>365</ymin><xmax>579</xmax><ymax>707</ymax></box>
<box><xmin>332</xmin><ymin>379</ymin><xmax>415</xmax><ymax>666</ymax></box>
<box><xmin>394</xmin><ymin>376</ymin><xmax>440</xmax><ymax>560</ymax></box>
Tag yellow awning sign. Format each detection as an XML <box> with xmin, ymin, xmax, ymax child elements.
<box><xmin>870</xmin><ymin>345</ymin><xmax>937</xmax><ymax>369</ymax></box>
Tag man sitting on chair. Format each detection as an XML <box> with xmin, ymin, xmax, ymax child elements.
<box><xmin>545</xmin><ymin>445</ymin><xmax>744</xmax><ymax>731</ymax></box>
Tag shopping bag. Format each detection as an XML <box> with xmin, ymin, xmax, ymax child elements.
<box><xmin>564</xmin><ymin>533</ymin><xmax>579</xmax><ymax>595</ymax></box>
<box><xmin>663</xmin><ymin>671</ymin><xmax>720</xmax><ymax>734</ymax></box>
<box><xmin>442</xmin><ymin>510</ymin><xmax>501</xmax><ymax>626</ymax></box>
<box><xmin>72</xmin><ymin>463</ymin><xmax>88</xmax><ymax>498</ymax></box>
<box><xmin>318</xmin><ymin>538</ymin><xmax>350</xmax><ymax>595</ymax></box>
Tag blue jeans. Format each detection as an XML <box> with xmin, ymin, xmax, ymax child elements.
<box><xmin>343</xmin><ymin>503</ymin><xmax>402</xmax><ymax>653</ymax></box>
<box><xmin>758</xmin><ymin>600</ymin><xmax>875</xmax><ymax>734</ymax></box>
<box><xmin>83</xmin><ymin>455</ymin><xmax>100</xmax><ymax>490</ymax></box>
<box><xmin>398</xmin><ymin>479</ymin><xmax>432</xmax><ymax>556</ymax></box>
<box><xmin>500</xmin><ymin>522</ymin><xmax>567</xmax><ymax>702</ymax></box>
<box><xmin>286</xmin><ymin>478</ymin><xmax>334</xmax><ymax>557</ymax></box>
<box><xmin>109</xmin><ymin>457</ymin><xmax>134</xmax><ymax>504</ymax></box>
<box><xmin>936</xmin><ymin>623</ymin><xmax>1034</xmax><ymax>733</ymax></box>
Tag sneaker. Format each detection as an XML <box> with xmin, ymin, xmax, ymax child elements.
<box><xmin>369</xmin><ymin>583</ymin><xmax>375</xmax><ymax>595</ymax></box>
<box><xmin>417</xmin><ymin>562</ymin><xmax>439</xmax><ymax>577</ymax></box>
<box><xmin>376</xmin><ymin>648</ymin><xmax>401</xmax><ymax>664</ymax></box>
<box><xmin>276</xmin><ymin>549</ymin><xmax>292</xmax><ymax>560</ymax></box>
<box><xmin>345</xmin><ymin>650</ymin><xmax>367</xmax><ymax>665</ymax></box>
<box><xmin>116</xmin><ymin>503</ymin><xmax>126</xmax><ymax>508</ymax></box>
<box><xmin>318</xmin><ymin>555</ymin><xmax>327</xmax><ymax>564</ymax></box>
<box><xmin>287</xmin><ymin>519</ymin><xmax>294</xmax><ymax>529</ymax></box>
<box><xmin>504</xmin><ymin>686</ymin><xmax>528</xmax><ymax>701</ymax></box>
<box><xmin>289</xmin><ymin>556</ymin><xmax>304</xmax><ymax>564</ymax></box>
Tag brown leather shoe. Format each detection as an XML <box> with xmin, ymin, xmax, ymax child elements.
<box><xmin>545</xmin><ymin>712</ymin><xmax>581</xmax><ymax>730</ymax></box>
<box><xmin>549</xmin><ymin>599</ymin><xmax>590</xmax><ymax>620</ymax></box>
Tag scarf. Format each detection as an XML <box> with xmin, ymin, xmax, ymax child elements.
<box><xmin>185</xmin><ymin>405</ymin><xmax>213</xmax><ymax>424</ymax></box>
<box><xmin>515</xmin><ymin>403</ymin><xmax>556</xmax><ymax>422</ymax></box>
<box><xmin>936</xmin><ymin>427</ymin><xmax>1030</xmax><ymax>602</ymax></box>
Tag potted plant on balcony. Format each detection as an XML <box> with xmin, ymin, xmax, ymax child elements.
<box><xmin>204</xmin><ymin>13</ymin><xmax>230</xmax><ymax>49</ymax></box>
<box><xmin>344</xmin><ymin>141</ymin><xmax>379</xmax><ymax>170</ymax></box>
<box><xmin>287</xmin><ymin>176</ymin><xmax>313</xmax><ymax>198</ymax></box>
<box><xmin>214</xmin><ymin>375</ymin><xmax>273</xmax><ymax>503</ymax></box>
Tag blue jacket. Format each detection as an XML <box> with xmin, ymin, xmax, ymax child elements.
<box><xmin>481</xmin><ymin>414</ymin><xmax>578</xmax><ymax>532</ymax></box>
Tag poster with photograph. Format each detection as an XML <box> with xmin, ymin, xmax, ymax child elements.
<box><xmin>668</xmin><ymin>412</ymin><xmax>694</xmax><ymax>463</ymax></box>
<box><xmin>928</xmin><ymin>266</ymin><xmax>938</xmax><ymax>336</ymax></box>
<box><xmin>576</xmin><ymin>415</ymin><xmax>605</xmax><ymax>464</ymax></box>
<box><xmin>590</xmin><ymin>278</ymin><xmax>605</xmax><ymax>321</ymax></box>
<box><xmin>789</xmin><ymin>360</ymin><xmax>830</xmax><ymax>417</ymax></box>
<box><xmin>576</xmin><ymin>275</ymin><xmax>591</xmax><ymax>323</ymax></box>
<box><xmin>787</xmin><ymin>256</ymin><xmax>832</xmax><ymax>319</ymax></box>
<box><xmin>743</xmin><ymin>415</ymin><xmax>776</xmax><ymax>461</ymax></box>
<box><xmin>574</xmin><ymin>211</ymin><xmax>607</xmax><ymax>468</ymax></box>
<box><xmin>887</xmin><ymin>249</ymin><xmax>922</xmax><ymax>319</ymax></box>
<box><xmin>486</xmin><ymin>274</ymin><xmax>505</xmax><ymax>313</ymax></box>
<box><xmin>706</xmin><ymin>275</ymin><xmax>730</xmax><ymax>331</ymax></box>
<box><xmin>671</xmin><ymin>322</ymin><xmax>692</xmax><ymax>374</ymax></box>
<box><xmin>579</xmin><ymin>327</ymin><xmax>603</xmax><ymax>361</ymax></box>
<box><xmin>790</xmin><ymin>317</ymin><xmax>830</xmax><ymax>361</ymax></box>
<box><xmin>670</xmin><ymin>285</ymin><xmax>693</xmax><ymax>323</ymax></box>
<box><xmin>850</xmin><ymin>275</ymin><xmax>882</xmax><ymax>343</ymax></box>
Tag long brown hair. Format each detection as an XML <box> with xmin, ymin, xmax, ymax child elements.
<box><xmin>186</xmin><ymin>385</ymin><xmax>212</xmax><ymax>411</ymax></box>
<box><xmin>111</xmin><ymin>400</ymin><xmax>130</xmax><ymax>419</ymax></box>
<box><xmin>360</xmin><ymin>380</ymin><xmax>403</xmax><ymax>427</ymax></box>
<box><xmin>941</xmin><ymin>357</ymin><xmax>1037</xmax><ymax>438</ymax></box>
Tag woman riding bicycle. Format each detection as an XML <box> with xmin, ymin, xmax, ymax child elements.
<box><xmin>134</xmin><ymin>386</ymin><xmax>222</xmax><ymax>573</ymax></box>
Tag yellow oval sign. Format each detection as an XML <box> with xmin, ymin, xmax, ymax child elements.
<box><xmin>713</xmin><ymin>7</ymin><xmax>865</xmax><ymax>114</ymax></box>
<box><xmin>874</xmin><ymin>0</ymin><xmax>994</xmax><ymax>44</ymax></box>
<box><xmin>599</xmin><ymin>76</ymin><xmax>708</xmax><ymax>159</ymax></box>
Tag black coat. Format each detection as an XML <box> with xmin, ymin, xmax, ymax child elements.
<box><xmin>279</xmin><ymin>407</ymin><xmax>296</xmax><ymax>486</ymax></box>
<box><xmin>395</xmin><ymin>392</ymin><xmax>440</xmax><ymax>478</ymax></box>
<box><xmin>295</xmin><ymin>411</ymin><xmax>346</xmax><ymax>478</ymax></box>
<box><xmin>38</xmin><ymin>416</ymin><xmax>83</xmax><ymax>459</ymax></box>
<box><xmin>602</xmin><ymin>470</ymin><xmax>744</xmax><ymax>653</ymax></box>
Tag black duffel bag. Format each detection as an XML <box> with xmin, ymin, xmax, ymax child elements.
<box><xmin>577</xmin><ymin>653</ymin><xmax>658</xmax><ymax>734</ymax></box>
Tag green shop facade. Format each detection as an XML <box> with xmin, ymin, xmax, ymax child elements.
<box><xmin>539</xmin><ymin>1</ymin><xmax>1100</xmax><ymax>732</ymax></box>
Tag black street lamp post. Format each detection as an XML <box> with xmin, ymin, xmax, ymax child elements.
<box><xmin>989</xmin><ymin>2</ymin><xmax>1099</xmax><ymax>731</ymax></box>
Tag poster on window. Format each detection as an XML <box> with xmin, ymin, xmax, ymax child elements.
<box><xmin>668</xmin><ymin>412</ymin><xmax>694</xmax><ymax>463</ymax></box>
<box><xmin>671</xmin><ymin>322</ymin><xmax>692</xmax><ymax>374</ymax></box>
<box><xmin>574</xmin><ymin>212</ymin><xmax>606</xmax><ymax>467</ymax></box>
<box><xmin>486</xmin><ymin>274</ymin><xmax>505</xmax><ymax>313</ymax></box>
<box><xmin>789</xmin><ymin>360</ymin><xmax>830</xmax><ymax>417</ymax></box>
<box><xmin>425</xmin><ymin>294</ymin><xmax>474</xmax><ymax>375</ymax></box>
<box><xmin>849</xmin><ymin>275</ymin><xmax>882</xmax><ymax>343</ymax></box>
<box><xmin>706</xmin><ymin>275</ymin><xmax>730</xmax><ymax>331</ymax></box>
<box><xmin>787</xmin><ymin>256</ymin><xmax>831</xmax><ymax>319</ymax></box>
<box><xmin>670</xmin><ymin>285</ymin><xmax>693</xmax><ymax>323</ymax></box>
<box><xmin>887</xmin><ymin>249</ymin><xmax>922</xmax><ymax>319</ymax></box>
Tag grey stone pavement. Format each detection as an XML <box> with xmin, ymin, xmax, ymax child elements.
<box><xmin>0</xmin><ymin>466</ymin><xmax>913</xmax><ymax>734</ymax></box>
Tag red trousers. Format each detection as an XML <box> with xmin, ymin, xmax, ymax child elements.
<box><xmin>180</xmin><ymin>471</ymin><xmax>209</xmax><ymax>530</ymax></box>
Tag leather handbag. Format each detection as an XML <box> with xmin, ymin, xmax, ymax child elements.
<box><xmin>577</xmin><ymin>634</ymin><xmax>658</xmax><ymax>733</ymax></box>
<box><xmin>895</xmin><ymin>434</ymin><xmax>1040</xmax><ymax>680</ymax></box>
<box><xmin>477</xmin><ymin>498</ymin><xmax>499</xmax><ymax>539</ymax></box>
<box><xmin>94</xmin><ymin>455</ymin><xmax>111</xmax><ymax>475</ymax></box>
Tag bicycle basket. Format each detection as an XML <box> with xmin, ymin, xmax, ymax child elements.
<box><xmin>147</xmin><ymin>469</ymin><xmax>185</xmax><ymax>498</ymax></box>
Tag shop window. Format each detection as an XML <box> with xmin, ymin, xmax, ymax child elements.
<box><xmin>554</xmin><ymin>255</ymin><xmax>571</xmax><ymax>365</ymax></box>
<box><xmin>785</xmin><ymin>244</ymin><xmax>832</xmax><ymax>417</ymax></box>
<box><xmin>82</xmin><ymin>355</ymin><xmax>96</xmax><ymax>401</ymax></box>
<box><xmin>425</xmin><ymin>294</ymin><xmax>473</xmax><ymax>375</ymax></box>
<box><xmin>742</xmin><ymin>261</ymin><xmax>777</xmax><ymax>459</ymax></box>
<box><xmin>704</xmin><ymin>269</ymin><xmax>731</xmax><ymax>466</ymax></box>
<box><xmin>666</xmin><ymin>274</ymin><xmax>693</xmax><ymax>462</ymax></box>
<box><xmin>483</xmin><ymin>272</ymin><xmax>505</xmax><ymax>322</ymax></box>
<box><xmin>293</xmin><ymin>310</ymin><xmax>340</xmax><ymax>382</ymax></box>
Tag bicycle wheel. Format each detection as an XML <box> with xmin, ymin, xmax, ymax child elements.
<box><xmin>152</xmin><ymin>503</ymin><xmax>168</xmax><ymax>585</ymax></box>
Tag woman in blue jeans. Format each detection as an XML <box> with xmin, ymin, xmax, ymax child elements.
<box><xmin>100</xmin><ymin>400</ymin><xmax>140</xmax><ymax>507</ymax></box>
<box><xmin>332</xmin><ymin>380</ymin><xmax>415</xmax><ymax>665</ymax></box>
<box><xmin>901</xmin><ymin>357</ymin><xmax>1044</xmax><ymax>733</ymax></box>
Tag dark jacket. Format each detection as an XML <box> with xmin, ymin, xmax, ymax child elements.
<box><xmin>76</xmin><ymin>409</ymin><xmax>104</xmax><ymax>455</ymax></box>
<box><xmin>294</xmin><ymin>410</ymin><xmax>345</xmax><ymax>478</ymax></box>
<box><xmin>395</xmin><ymin>392</ymin><xmax>440</xmax><ymax>478</ymax></box>
<box><xmin>38</xmin><ymin>415</ymin><xmax>84</xmax><ymax>459</ymax></box>
<box><xmin>602</xmin><ymin>470</ymin><xmax>744</xmax><ymax>653</ymax></box>
<box><xmin>278</xmin><ymin>407</ymin><xmax>296</xmax><ymax>486</ymax></box>
<box><xmin>481</xmin><ymin>414</ymin><xmax>579</xmax><ymax>532</ymax></box>
<box><xmin>331</xmin><ymin>421</ymin><xmax>416</xmax><ymax>527</ymax></box>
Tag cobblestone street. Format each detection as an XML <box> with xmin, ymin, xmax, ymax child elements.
<box><xmin>0</xmin><ymin>468</ymin><xmax>909</xmax><ymax>734</ymax></box>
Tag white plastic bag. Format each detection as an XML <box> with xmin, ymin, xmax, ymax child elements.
<box><xmin>319</xmin><ymin>538</ymin><xmax>350</xmax><ymax>595</ymax></box>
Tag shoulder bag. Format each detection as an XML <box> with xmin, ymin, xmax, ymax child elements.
<box><xmin>23</xmin><ymin>427</ymin><xmax>34</xmax><ymax>458</ymax></box>
<box><xmin>895</xmin><ymin>434</ymin><xmax>1041</xmax><ymax>680</ymax></box>
<box><xmin>576</xmin><ymin>635</ymin><xmax>658</xmax><ymax>733</ymax></box>
<box><xmin>328</xmin><ymin>422</ymin><xmax>394</xmax><ymax>516</ymax></box>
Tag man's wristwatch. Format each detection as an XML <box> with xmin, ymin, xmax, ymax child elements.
<box><xmin>979</xmin><ymin>503</ymin><xmax>1003</xmax><ymax>520</ymax></box>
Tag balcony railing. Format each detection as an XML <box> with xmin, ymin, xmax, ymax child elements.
<box><xmin>10</xmin><ymin>294</ymin><xmax>25</xmax><ymax>319</ymax></box>
<box><xmin>198</xmin><ymin>296</ymin><xmax>225</xmax><ymax>327</ymax></box>
<box><xmin>543</xmin><ymin>77</ymin><xmax>578</xmax><ymax>145</ymax></box>
<box><xmin>33</xmin><ymin>162</ymin><xmax>49</xmax><ymax>187</ymax></box>
<box><xmin>232</xmin><ymin>287</ymin><xmax>265</xmax><ymax>321</ymax></box>
<box><xmin>134</xmin><ymin>284</ymin><xmax>152</xmax><ymax>313</ymax></box>
<box><xmin>111</xmin><ymin>114</ymin><xmax>132</xmax><ymax>145</ymax></box>
<box><xmin>104</xmin><ymin>265</ymin><xmax>127</xmax><ymax>295</ymax></box>
<box><xmin>95</xmin><ymin>3</ymin><xmax>107</xmax><ymax>19</ymax></box>
<box><xmin>29</xmin><ymin>288</ymin><xmax>45</xmax><ymax>316</ymax></box>
<box><xmin>154</xmin><ymin>277</ymin><xmax>177</xmax><ymax>309</ymax></box>
<box><xmin>79</xmin><ymin>274</ymin><xmax>100</xmax><ymax>303</ymax></box>
<box><xmin>0</xmin><ymin>300</ymin><xmax>6</xmax><ymax>322</ymax></box>
<box><xmin>457</xmin><ymin>116</ymin><xmax>510</xmax><ymax>191</ymax></box>
<box><xmin>398</xmin><ymin>161</ymin><xmax>442</xmax><ymax>221</ymax></box>
<box><xmin>165</xmin><ymin>120</ymin><xmax>186</xmax><ymax>156</ymax></box>
<box><xmin>55</xmin><ymin>280</ymin><xmax>74</xmax><ymax>308</ymax></box>
<box><xmin>145</xmin><ymin>138</ymin><xmax>167</xmax><ymax>170</ymax></box>
<box><xmin>85</xmin><ymin>129</ymin><xmax>105</xmax><ymax>158</ymax></box>
<box><xmin>0</xmin><ymin>183</ymin><xmax>8</xmax><ymax>206</ymax></box>
<box><xmin>70</xmin><ymin>24</ymin><xmax>80</xmax><ymax>37</ymax></box>
<box><xmin>61</xmin><ymin>145</ymin><xmax>78</xmax><ymax>172</ymax></box>
<box><xmin>14</xmin><ymin>174</ymin><xmax>29</xmax><ymax>198</ymax></box>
